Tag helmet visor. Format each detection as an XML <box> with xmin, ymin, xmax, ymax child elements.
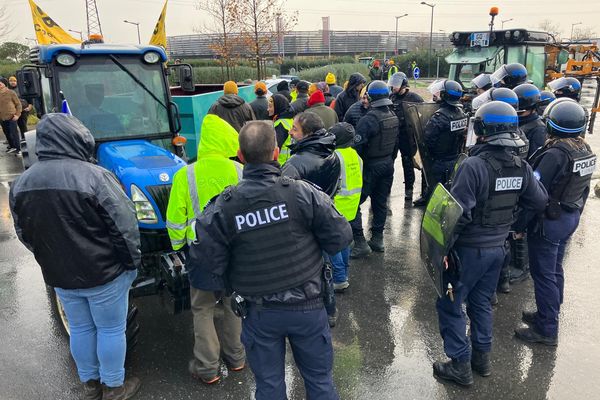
<box><xmin>490</xmin><ymin>65</ymin><xmax>508</xmax><ymax>86</ymax></box>
<box><xmin>547</xmin><ymin>77</ymin><xmax>569</xmax><ymax>92</ymax></box>
<box><xmin>471</xmin><ymin>73</ymin><xmax>492</xmax><ymax>89</ymax></box>
<box><xmin>388</xmin><ymin>72</ymin><xmax>407</xmax><ymax>89</ymax></box>
<box><xmin>428</xmin><ymin>79</ymin><xmax>446</xmax><ymax>95</ymax></box>
<box><xmin>471</xmin><ymin>89</ymin><xmax>493</xmax><ymax>111</ymax></box>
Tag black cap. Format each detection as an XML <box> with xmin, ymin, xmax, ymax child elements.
<box><xmin>329</xmin><ymin>122</ymin><xmax>356</xmax><ymax>148</ymax></box>
<box><xmin>296</xmin><ymin>80</ymin><xmax>310</xmax><ymax>92</ymax></box>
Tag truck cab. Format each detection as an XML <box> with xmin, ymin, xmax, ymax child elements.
<box><xmin>17</xmin><ymin>41</ymin><xmax>194</xmax><ymax>313</ymax></box>
<box><xmin>445</xmin><ymin>29</ymin><xmax>569</xmax><ymax>89</ymax></box>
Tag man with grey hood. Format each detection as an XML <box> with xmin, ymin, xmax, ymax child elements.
<box><xmin>10</xmin><ymin>113</ymin><xmax>142</xmax><ymax>400</ymax></box>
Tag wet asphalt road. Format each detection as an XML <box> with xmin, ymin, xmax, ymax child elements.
<box><xmin>2</xmin><ymin>91</ymin><xmax>600</xmax><ymax>400</ymax></box>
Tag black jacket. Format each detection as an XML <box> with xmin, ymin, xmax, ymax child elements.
<box><xmin>343</xmin><ymin>101</ymin><xmax>370</xmax><ymax>128</ymax></box>
<box><xmin>250</xmin><ymin>95</ymin><xmax>270</xmax><ymax>120</ymax></box>
<box><xmin>9</xmin><ymin>114</ymin><xmax>141</xmax><ymax>289</ymax></box>
<box><xmin>333</xmin><ymin>73</ymin><xmax>365</xmax><ymax>120</ymax></box>
<box><xmin>208</xmin><ymin>94</ymin><xmax>256</xmax><ymax>132</ymax></box>
<box><xmin>291</xmin><ymin>93</ymin><xmax>309</xmax><ymax>114</ymax></box>
<box><xmin>519</xmin><ymin>112</ymin><xmax>547</xmax><ymax>159</ymax></box>
<box><xmin>282</xmin><ymin>129</ymin><xmax>341</xmax><ymax>198</ymax></box>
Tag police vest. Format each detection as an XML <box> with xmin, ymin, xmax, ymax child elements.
<box><xmin>222</xmin><ymin>177</ymin><xmax>324</xmax><ymax>296</ymax></box>
<box><xmin>531</xmin><ymin>140</ymin><xmax>596</xmax><ymax>210</ymax></box>
<box><xmin>472</xmin><ymin>151</ymin><xmax>527</xmax><ymax>227</ymax></box>
<box><xmin>431</xmin><ymin>106</ymin><xmax>468</xmax><ymax>158</ymax></box>
<box><xmin>365</xmin><ymin>107</ymin><xmax>400</xmax><ymax>160</ymax></box>
<box><xmin>275</xmin><ymin>118</ymin><xmax>293</xmax><ymax>165</ymax></box>
<box><xmin>334</xmin><ymin>148</ymin><xmax>363</xmax><ymax>221</ymax></box>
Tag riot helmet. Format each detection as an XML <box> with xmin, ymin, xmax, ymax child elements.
<box><xmin>537</xmin><ymin>90</ymin><xmax>556</xmax><ymax>114</ymax></box>
<box><xmin>491</xmin><ymin>63</ymin><xmax>528</xmax><ymax>89</ymax></box>
<box><xmin>547</xmin><ymin>76</ymin><xmax>582</xmax><ymax>101</ymax></box>
<box><xmin>388</xmin><ymin>72</ymin><xmax>409</xmax><ymax>89</ymax></box>
<box><xmin>543</xmin><ymin>97</ymin><xmax>587</xmax><ymax>137</ymax></box>
<box><xmin>471</xmin><ymin>73</ymin><xmax>493</xmax><ymax>93</ymax></box>
<box><xmin>513</xmin><ymin>83</ymin><xmax>541</xmax><ymax>112</ymax></box>
<box><xmin>472</xmin><ymin>87</ymin><xmax>519</xmax><ymax>111</ymax></box>
<box><xmin>428</xmin><ymin>79</ymin><xmax>463</xmax><ymax>105</ymax></box>
<box><xmin>367</xmin><ymin>80</ymin><xmax>393</xmax><ymax>107</ymax></box>
<box><xmin>473</xmin><ymin>101</ymin><xmax>525</xmax><ymax>147</ymax></box>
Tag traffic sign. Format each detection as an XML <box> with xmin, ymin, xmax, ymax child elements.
<box><xmin>413</xmin><ymin>67</ymin><xmax>420</xmax><ymax>80</ymax></box>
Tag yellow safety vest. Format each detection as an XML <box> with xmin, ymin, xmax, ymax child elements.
<box><xmin>334</xmin><ymin>147</ymin><xmax>363</xmax><ymax>221</ymax></box>
<box><xmin>275</xmin><ymin>118</ymin><xmax>293</xmax><ymax>166</ymax></box>
<box><xmin>388</xmin><ymin>65</ymin><xmax>399</xmax><ymax>80</ymax></box>
<box><xmin>290</xmin><ymin>90</ymin><xmax>298</xmax><ymax>102</ymax></box>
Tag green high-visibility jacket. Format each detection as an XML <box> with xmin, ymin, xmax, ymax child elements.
<box><xmin>334</xmin><ymin>147</ymin><xmax>363</xmax><ymax>221</ymax></box>
<box><xmin>388</xmin><ymin>65</ymin><xmax>399</xmax><ymax>80</ymax></box>
<box><xmin>166</xmin><ymin>114</ymin><xmax>242</xmax><ymax>250</ymax></box>
<box><xmin>275</xmin><ymin>118</ymin><xmax>293</xmax><ymax>166</ymax></box>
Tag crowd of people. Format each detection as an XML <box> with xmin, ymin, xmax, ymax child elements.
<box><xmin>7</xmin><ymin>60</ymin><xmax>595</xmax><ymax>400</ymax></box>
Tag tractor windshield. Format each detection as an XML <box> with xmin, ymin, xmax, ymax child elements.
<box><xmin>56</xmin><ymin>55</ymin><xmax>170</xmax><ymax>141</ymax></box>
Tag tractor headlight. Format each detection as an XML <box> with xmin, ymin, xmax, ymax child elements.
<box><xmin>56</xmin><ymin>53</ymin><xmax>76</xmax><ymax>66</ymax></box>
<box><xmin>143</xmin><ymin>51</ymin><xmax>161</xmax><ymax>64</ymax></box>
<box><xmin>130</xmin><ymin>184</ymin><xmax>158</xmax><ymax>224</ymax></box>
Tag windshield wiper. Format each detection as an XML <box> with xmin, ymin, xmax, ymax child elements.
<box><xmin>109</xmin><ymin>55</ymin><xmax>167</xmax><ymax>110</ymax></box>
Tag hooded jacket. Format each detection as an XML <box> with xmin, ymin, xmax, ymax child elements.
<box><xmin>250</xmin><ymin>95</ymin><xmax>270</xmax><ymax>120</ymax></box>
<box><xmin>166</xmin><ymin>114</ymin><xmax>242</xmax><ymax>250</ymax></box>
<box><xmin>271</xmin><ymin>94</ymin><xmax>295</xmax><ymax>148</ymax></box>
<box><xmin>9</xmin><ymin>114</ymin><xmax>141</xmax><ymax>289</ymax></box>
<box><xmin>208</xmin><ymin>94</ymin><xmax>256</xmax><ymax>132</ymax></box>
<box><xmin>333</xmin><ymin>73</ymin><xmax>366</xmax><ymax>121</ymax></box>
<box><xmin>282</xmin><ymin>129</ymin><xmax>341</xmax><ymax>198</ymax></box>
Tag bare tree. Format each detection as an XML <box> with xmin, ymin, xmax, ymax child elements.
<box><xmin>0</xmin><ymin>5</ymin><xmax>15</xmax><ymax>42</ymax></box>
<box><xmin>537</xmin><ymin>19</ymin><xmax>562</xmax><ymax>40</ymax></box>
<box><xmin>572</xmin><ymin>27</ymin><xmax>597</xmax><ymax>41</ymax></box>
<box><xmin>196</xmin><ymin>0</ymin><xmax>237</xmax><ymax>81</ymax></box>
<box><xmin>230</xmin><ymin>0</ymin><xmax>296</xmax><ymax>80</ymax></box>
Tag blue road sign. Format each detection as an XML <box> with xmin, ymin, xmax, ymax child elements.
<box><xmin>413</xmin><ymin>67</ymin><xmax>420</xmax><ymax>80</ymax></box>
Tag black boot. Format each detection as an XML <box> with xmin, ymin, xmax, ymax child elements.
<box><xmin>413</xmin><ymin>196</ymin><xmax>427</xmax><ymax>207</ymax></box>
<box><xmin>404</xmin><ymin>187</ymin><xmax>413</xmax><ymax>202</ymax></box>
<box><xmin>497</xmin><ymin>277</ymin><xmax>511</xmax><ymax>294</ymax></box>
<box><xmin>83</xmin><ymin>379</ymin><xmax>102</xmax><ymax>400</ymax></box>
<box><xmin>368</xmin><ymin>231</ymin><xmax>385</xmax><ymax>252</ymax></box>
<box><xmin>509</xmin><ymin>236</ymin><xmax>529</xmax><ymax>284</ymax></box>
<box><xmin>350</xmin><ymin>235</ymin><xmax>371</xmax><ymax>259</ymax></box>
<box><xmin>521</xmin><ymin>310</ymin><xmax>537</xmax><ymax>325</ymax></box>
<box><xmin>103</xmin><ymin>377</ymin><xmax>141</xmax><ymax>400</ymax></box>
<box><xmin>490</xmin><ymin>292</ymin><xmax>498</xmax><ymax>306</ymax></box>
<box><xmin>514</xmin><ymin>327</ymin><xmax>558</xmax><ymax>346</ymax></box>
<box><xmin>471</xmin><ymin>350</ymin><xmax>491</xmax><ymax>377</ymax></box>
<box><xmin>433</xmin><ymin>359</ymin><xmax>474</xmax><ymax>386</ymax></box>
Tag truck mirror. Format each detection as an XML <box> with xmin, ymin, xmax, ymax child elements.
<box><xmin>179</xmin><ymin>65</ymin><xmax>194</xmax><ymax>92</ymax></box>
<box><xmin>16</xmin><ymin>69</ymin><xmax>41</xmax><ymax>99</ymax></box>
<box><xmin>557</xmin><ymin>50</ymin><xmax>569</xmax><ymax>65</ymax></box>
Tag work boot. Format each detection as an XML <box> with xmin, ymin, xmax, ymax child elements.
<box><xmin>368</xmin><ymin>231</ymin><xmax>385</xmax><ymax>252</ymax></box>
<box><xmin>497</xmin><ymin>277</ymin><xmax>511</xmax><ymax>294</ymax></box>
<box><xmin>521</xmin><ymin>310</ymin><xmax>538</xmax><ymax>325</ymax></box>
<box><xmin>350</xmin><ymin>235</ymin><xmax>372</xmax><ymax>259</ymax></box>
<box><xmin>471</xmin><ymin>350</ymin><xmax>491</xmax><ymax>377</ymax></box>
<box><xmin>83</xmin><ymin>379</ymin><xmax>102</xmax><ymax>400</ymax></box>
<box><xmin>509</xmin><ymin>267</ymin><xmax>529</xmax><ymax>284</ymax></box>
<box><xmin>333</xmin><ymin>281</ymin><xmax>349</xmax><ymax>293</ymax></box>
<box><xmin>404</xmin><ymin>187</ymin><xmax>413</xmax><ymax>202</ymax></box>
<box><xmin>491</xmin><ymin>292</ymin><xmax>498</xmax><ymax>306</ymax></box>
<box><xmin>189</xmin><ymin>359</ymin><xmax>221</xmax><ymax>384</ymax></box>
<box><xmin>103</xmin><ymin>377</ymin><xmax>141</xmax><ymax>400</ymax></box>
<box><xmin>514</xmin><ymin>327</ymin><xmax>558</xmax><ymax>346</ymax></box>
<box><xmin>432</xmin><ymin>359</ymin><xmax>474</xmax><ymax>387</ymax></box>
<box><xmin>413</xmin><ymin>196</ymin><xmax>428</xmax><ymax>207</ymax></box>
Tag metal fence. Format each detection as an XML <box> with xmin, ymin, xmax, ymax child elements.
<box><xmin>167</xmin><ymin>30</ymin><xmax>449</xmax><ymax>59</ymax></box>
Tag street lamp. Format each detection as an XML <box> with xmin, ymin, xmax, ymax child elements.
<box><xmin>501</xmin><ymin>18</ymin><xmax>513</xmax><ymax>29</ymax></box>
<box><xmin>571</xmin><ymin>22</ymin><xmax>582</xmax><ymax>41</ymax></box>
<box><xmin>68</xmin><ymin>29</ymin><xmax>83</xmax><ymax>41</ymax></box>
<box><xmin>123</xmin><ymin>20</ymin><xmax>141</xmax><ymax>44</ymax></box>
<box><xmin>395</xmin><ymin>14</ymin><xmax>408</xmax><ymax>55</ymax></box>
<box><xmin>420</xmin><ymin>2</ymin><xmax>435</xmax><ymax>78</ymax></box>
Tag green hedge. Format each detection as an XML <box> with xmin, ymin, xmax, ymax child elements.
<box><xmin>0</xmin><ymin>62</ymin><xmax>23</xmax><ymax>79</ymax></box>
<box><xmin>389</xmin><ymin>49</ymin><xmax>452</xmax><ymax>78</ymax></box>
<box><xmin>280</xmin><ymin>56</ymin><xmax>355</xmax><ymax>74</ymax></box>
<box><xmin>191</xmin><ymin>66</ymin><xmax>280</xmax><ymax>84</ymax></box>
<box><xmin>298</xmin><ymin>63</ymin><xmax>369</xmax><ymax>85</ymax></box>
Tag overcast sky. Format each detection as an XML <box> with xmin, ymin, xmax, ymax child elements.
<box><xmin>4</xmin><ymin>0</ymin><xmax>600</xmax><ymax>44</ymax></box>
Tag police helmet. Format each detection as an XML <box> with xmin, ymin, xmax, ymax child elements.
<box><xmin>428</xmin><ymin>79</ymin><xmax>463</xmax><ymax>105</ymax></box>
<box><xmin>537</xmin><ymin>90</ymin><xmax>556</xmax><ymax>114</ymax></box>
<box><xmin>547</xmin><ymin>76</ymin><xmax>582</xmax><ymax>101</ymax></box>
<box><xmin>471</xmin><ymin>73</ymin><xmax>493</xmax><ymax>91</ymax></box>
<box><xmin>473</xmin><ymin>101</ymin><xmax>524</xmax><ymax>148</ymax></box>
<box><xmin>543</xmin><ymin>97</ymin><xmax>587</xmax><ymax>137</ymax></box>
<box><xmin>388</xmin><ymin>72</ymin><xmax>409</xmax><ymax>89</ymax></box>
<box><xmin>367</xmin><ymin>80</ymin><xmax>393</xmax><ymax>107</ymax></box>
<box><xmin>513</xmin><ymin>83</ymin><xmax>541</xmax><ymax>112</ymax></box>
<box><xmin>491</xmin><ymin>63</ymin><xmax>528</xmax><ymax>89</ymax></box>
<box><xmin>472</xmin><ymin>87</ymin><xmax>519</xmax><ymax>111</ymax></box>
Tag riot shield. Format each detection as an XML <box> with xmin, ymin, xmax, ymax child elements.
<box><xmin>447</xmin><ymin>152</ymin><xmax>468</xmax><ymax>188</ymax></box>
<box><xmin>420</xmin><ymin>183</ymin><xmax>464</xmax><ymax>297</ymax></box>
<box><xmin>403</xmin><ymin>102</ymin><xmax>441</xmax><ymax>189</ymax></box>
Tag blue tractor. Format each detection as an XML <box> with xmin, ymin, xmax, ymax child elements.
<box><xmin>17</xmin><ymin>39</ymin><xmax>197</xmax><ymax>344</ymax></box>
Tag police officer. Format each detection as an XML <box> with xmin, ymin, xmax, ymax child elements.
<box><xmin>537</xmin><ymin>90</ymin><xmax>556</xmax><ymax>115</ymax></box>
<box><xmin>514</xmin><ymin>83</ymin><xmax>547</xmax><ymax>158</ymax></box>
<box><xmin>389</xmin><ymin>71</ymin><xmax>424</xmax><ymax>201</ymax></box>
<box><xmin>434</xmin><ymin>101</ymin><xmax>547</xmax><ymax>386</ymax></box>
<box><xmin>491</xmin><ymin>63</ymin><xmax>529</xmax><ymax>89</ymax></box>
<box><xmin>166</xmin><ymin>114</ymin><xmax>245</xmax><ymax>384</ymax></box>
<box><xmin>515</xmin><ymin>99</ymin><xmax>596</xmax><ymax>346</ymax></box>
<box><xmin>415</xmin><ymin>79</ymin><xmax>467</xmax><ymax>207</ymax></box>
<box><xmin>351</xmin><ymin>80</ymin><xmax>399</xmax><ymax>257</ymax></box>
<box><xmin>548</xmin><ymin>76</ymin><xmax>582</xmax><ymax>101</ymax></box>
<box><xmin>187</xmin><ymin>121</ymin><xmax>352</xmax><ymax>400</ymax></box>
<box><xmin>471</xmin><ymin>73</ymin><xmax>493</xmax><ymax>95</ymax></box>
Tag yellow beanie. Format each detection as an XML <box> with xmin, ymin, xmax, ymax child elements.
<box><xmin>325</xmin><ymin>72</ymin><xmax>336</xmax><ymax>85</ymax></box>
<box><xmin>223</xmin><ymin>81</ymin><xmax>238</xmax><ymax>95</ymax></box>
<box><xmin>308</xmin><ymin>83</ymin><xmax>318</xmax><ymax>96</ymax></box>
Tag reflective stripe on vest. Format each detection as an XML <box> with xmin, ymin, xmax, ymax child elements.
<box><xmin>275</xmin><ymin>118</ymin><xmax>293</xmax><ymax>165</ymax></box>
<box><xmin>186</xmin><ymin>165</ymin><xmax>203</xmax><ymax>219</ymax></box>
<box><xmin>334</xmin><ymin>148</ymin><xmax>363</xmax><ymax>221</ymax></box>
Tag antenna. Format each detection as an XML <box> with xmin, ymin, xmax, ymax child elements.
<box><xmin>85</xmin><ymin>0</ymin><xmax>103</xmax><ymax>37</ymax></box>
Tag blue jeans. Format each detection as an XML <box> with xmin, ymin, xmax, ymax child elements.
<box><xmin>436</xmin><ymin>246</ymin><xmax>505</xmax><ymax>362</ymax></box>
<box><xmin>241</xmin><ymin>307</ymin><xmax>338</xmax><ymax>400</ymax></box>
<box><xmin>54</xmin><ymin>269</ymin><xmax>137</xmax><ymax>387</ymax></box>
<box><xmin>528</xmin><ymin>211</ymin><xmax>580</xmax><ymax>337</ymax></box>
<box><xmin>330</xmin><ymin>247</ymin><xmax>350</xmax><ymax>284</ymax></box>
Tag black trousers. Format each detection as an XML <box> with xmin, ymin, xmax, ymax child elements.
<box><xmin>1</xmin><ymin>119</ymin><xmax>20</xmax><ymax>151</ymax></box>
<box><xmin>17</xmin><ymin>111</ymin><xmax>29</xmax><ymax>138</ymax></box>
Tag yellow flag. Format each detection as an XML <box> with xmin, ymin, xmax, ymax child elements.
<box><xmin>149</xmin><ymin>0</ymin><xmax>168</xmax><ymax>50</ymax></box>
<box><xmin>28</xmin><ymin>0</ymin><xmax>81</xmax><ymax>45</ymax></box>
